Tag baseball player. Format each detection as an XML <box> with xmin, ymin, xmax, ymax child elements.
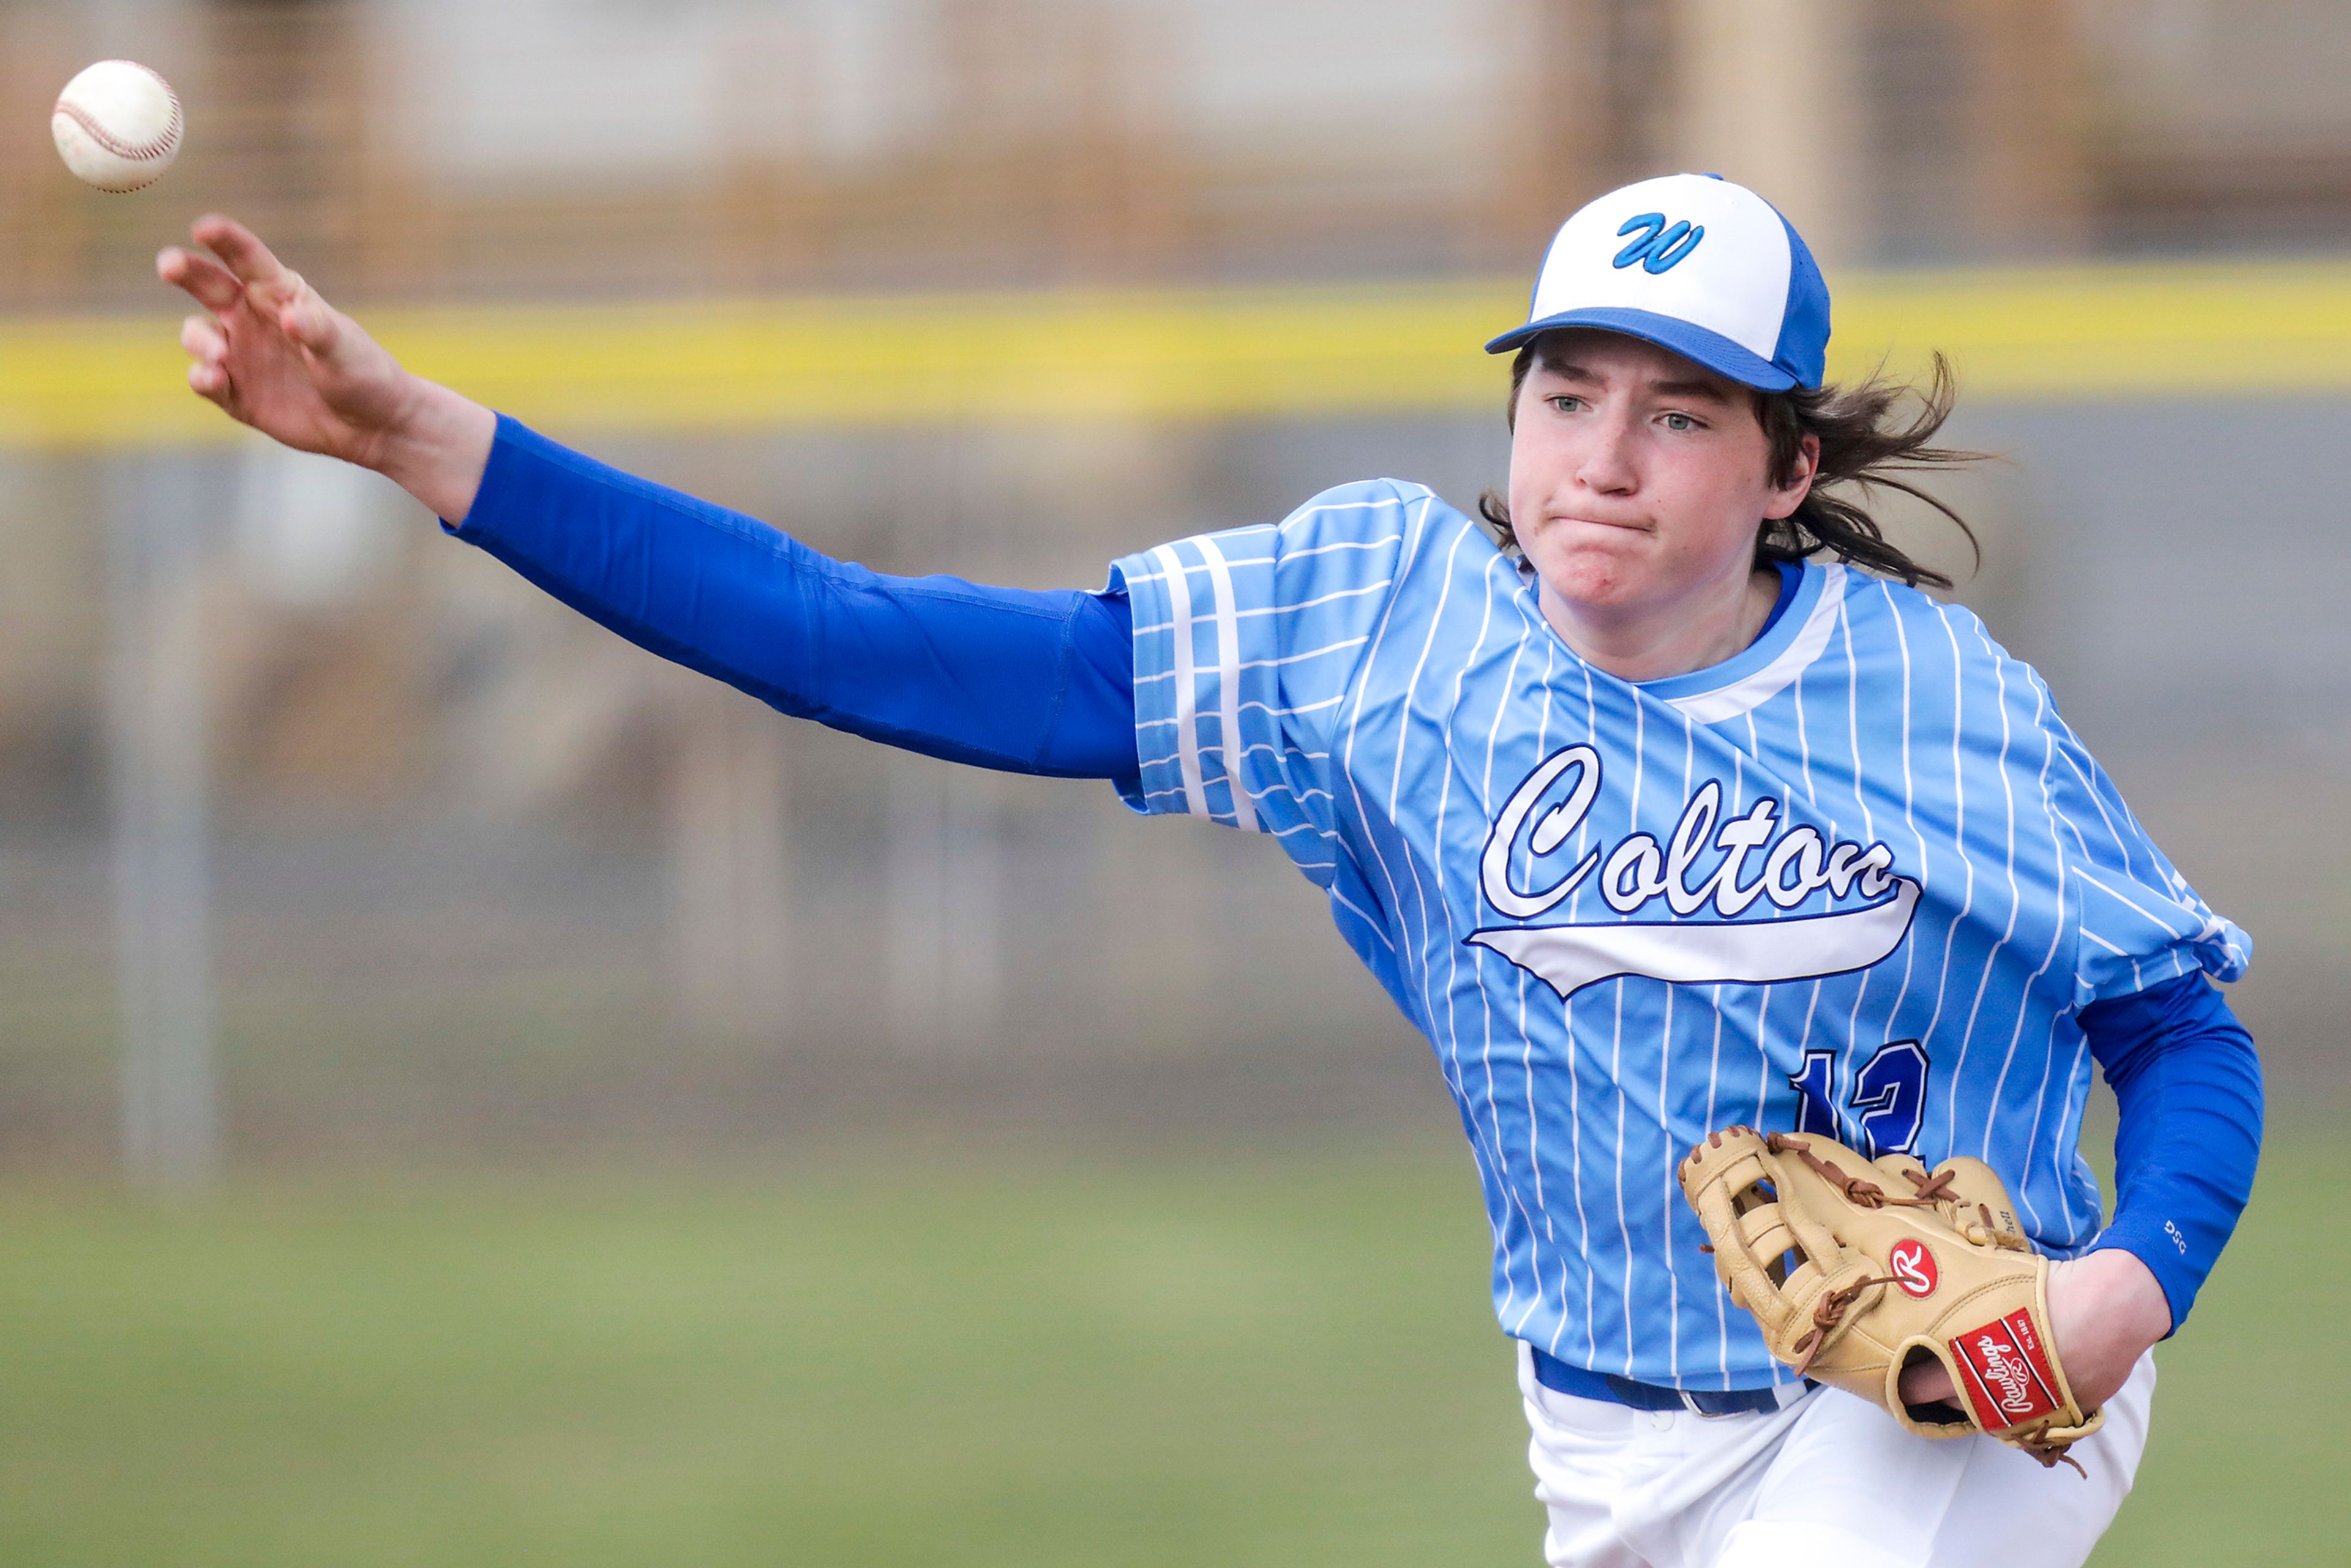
<box><xmin>159</xmin><ymin>171</ymin><xmax>2262</xmax><ymax>1567</ymax></box>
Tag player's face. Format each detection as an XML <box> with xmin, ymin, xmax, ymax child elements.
<box><xmin>1507</xmin><ymin>331</ymin><xmax>1813</xmax><ymax>634</ymax></box>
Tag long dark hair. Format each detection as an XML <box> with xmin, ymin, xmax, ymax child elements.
<box><xmin>1477</xmin><ymin>337</ymin><xmax>1982</xmax><ymax>591</ymax></box>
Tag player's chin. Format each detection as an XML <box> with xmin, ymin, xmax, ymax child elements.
<box><xmin>1529</xmin><ymin>535</ymin><xmax>1659</xmax><ymax>606</ymax></box>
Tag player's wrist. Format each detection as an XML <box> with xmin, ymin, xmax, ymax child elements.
<box><xmin>2044</xmin><ymin>1249</ymin><xmax>2171</xmax><ymax>1413</ymax></box>
<box><xmin>370</xmin><ymin>375</ymin><xmax>498</xmax><ymax>524</ymax></box>
<box><xmin>2074</xmin><ymin>1246</ymin><xmax>2174</xmax><ymax>1337</ymax></box>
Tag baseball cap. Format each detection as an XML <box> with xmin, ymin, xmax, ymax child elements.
<box><xmin>1486</xmin><ymin>173</ymin><xmax>1830</xmax><ymax>391</ymax></box>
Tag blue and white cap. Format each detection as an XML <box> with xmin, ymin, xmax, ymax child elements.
<box><xmin>1486</xmin><ymin>173</ymin><xmax>1831</xmax><ymax>391</ymax></box>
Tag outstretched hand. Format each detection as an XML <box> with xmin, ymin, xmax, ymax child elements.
<box><xmin>1897</xmin><ymin>1247</ymin><xmax>2170</xmax><ymax>1414</ymax></box>
<box><xmin>160</xmin><ymin>216</ymin><xmax>414</xmax><ymax>465</ymax></box>
<box><xmin>159</xmin><ymin>216</ymin><xmax>495</xmax><ymax>522</ymax></box>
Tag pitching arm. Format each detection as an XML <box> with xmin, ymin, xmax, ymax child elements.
<box><xmin>449</xmin><ymin>416</ymin><xmax>1141</xmax><ymax>781</ymax></box>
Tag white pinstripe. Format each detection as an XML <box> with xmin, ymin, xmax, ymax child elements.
<box><xmin>1471</xmin><ymin>580</ymin><xmax>1547</xmax><ymax>1333</ymax></box>
<box><xmin>2074</xmin><ymin>867</ymin><xmax>2208</xmax><ymax>941</ymax></box>
<box><xmin>1659</xmin><ymin>719</ymin><xmax>1695</xmax><ymax>1381</ymax></box>
<box><xmin>1138</xmin><ymin>575</ymin><xmax>1395</xmax><ymax>629</ymax></box>
<box><xmin>1607</xmin><ymin>696</ymin><xmax>1648</xmax><ymax>1375</ymax></box>
<box><xmin>1191</xmin><ymin>533</ymin><xmax>1260</xmax><ymax>834</ymax></box>
<box><xmin>1272</xmin><ymin>535</ymin><xmax>1404</xmax><ymax>560</ymax></box>
<box><xmin>1947</xmin><ymin>619</ymin><xmax>2028</xmax><ymax>1160</ymax></box>
<box><xmin>1332</xmin><ymin>493</ymin><xmax>1438</xmax><ymax>1025</ymax></box>
<box><xmin>1919</xmin><ymin>607</ymin><xmax>1981</xmax><ymax>1151</ymax></box>
<box><xmin>1562</xmin><ymin>647</ymin><xmax>1600</xmax><ymax>1361</ymax></box>
<box><xmin>1328</xmin><ymin>887</ymin><xmax>1397</xmax><ymax>951</ymax></box>
<box><xmin>1149</xmin><ymin>543</ymin><xmax>1211</xmax><ymax>820</ymax></box>
<box><xmin>1991</xmin><ymin>657</ymin><xmax>2077</xmax><ymax>1232</ymax></box>
<box><xmin>1836</xmin><ymin>602</ymin><xmax>1886</xmax><ymax>1111</ymax></box>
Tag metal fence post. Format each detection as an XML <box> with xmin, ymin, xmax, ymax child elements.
<box><xmin>106</xmin><ymin>451</ymin><xmax>221</xmax><ymax>1197</ymax></box>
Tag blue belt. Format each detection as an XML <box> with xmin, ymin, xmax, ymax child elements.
<box><xmin>1529</xmin><ymin>1345</ymin><xmax>1811</xmax><ymax>1417</ymax></box>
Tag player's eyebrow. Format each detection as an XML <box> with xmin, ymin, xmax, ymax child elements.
<box><xmin>1644</xmin><ymin>377</ymin><xmax>1738</xmax><ymax>405</ymax></box>
<box><xmin>1536</xmin><ymin>360</ymin><xmax>1738</xmax><ymax>407</ymax></box>
<box><xmin>1539</xmin><ymin>359</ymin><xmax>1606</xmax><ymax>386</ymax></box>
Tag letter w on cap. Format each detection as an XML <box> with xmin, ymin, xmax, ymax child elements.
<box><xmin>1613</xmin><ymin>213</ymin><xmax>1706</xmax><ymax>274</ymax></box>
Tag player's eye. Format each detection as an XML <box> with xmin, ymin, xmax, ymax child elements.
<box><xmin>1547</xmin><ymin>394</ymin><xmax>1586</xmax><ymax>414</ymax></box>
<box><xmin>1660</xmin><ymin>411</ymin><xmax>1702</xmax><ymax>433</ymax></box>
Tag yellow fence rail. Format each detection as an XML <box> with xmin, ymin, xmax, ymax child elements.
<box><xmin>5</xmin><ymin>261</ymin><xmax>2349</xmax><ymax>451</ymax></box>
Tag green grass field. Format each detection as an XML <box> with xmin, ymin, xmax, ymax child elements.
<box><xmin>0</xmin><ymin>1133</ymin><xmax>2338</xmax><ymax>1566</ymax></box>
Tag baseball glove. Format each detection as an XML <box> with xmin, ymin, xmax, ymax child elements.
<box><xmin>1678</xmin><ymin>1126</ymin><xmax>2102</xmax><ymax>1472</ymax></box>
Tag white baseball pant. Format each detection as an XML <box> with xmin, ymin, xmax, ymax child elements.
<box><xmin>1516</xmin><ymin>1340</ymin><xmax>2156</xmax><ymax>1568</ymax></box>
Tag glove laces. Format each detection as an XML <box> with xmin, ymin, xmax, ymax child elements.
<box><xmin>1764</xmin><ymin>1133</ymin><xmax>1959</xmax><ymax>1210</ymax></box>
<box><xmin>2007</xmin><ymin>1422</ymin><xmax>2090</xmax><ymax>1477</ymax></box>
<box><xmin>1786</xmin><ymin>1271</ymin><xmax>1901</xmax><ymax>1378</ymax></box>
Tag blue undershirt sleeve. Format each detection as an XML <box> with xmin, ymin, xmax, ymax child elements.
<box><xmin>443</xmin><ymin>415</ymin><xmax>1141</xmax><ymax>782</ymax></box>
<box><xmin>2078</xmin><ymin>970</ymin><xmax>2263</xmax><ymax>1334</ymax></box>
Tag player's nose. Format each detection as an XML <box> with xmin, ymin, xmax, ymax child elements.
<box><xmin>1571</xmin><ymin>410</ymin><xmax>1642</xmax><ymax>495</ymax></box>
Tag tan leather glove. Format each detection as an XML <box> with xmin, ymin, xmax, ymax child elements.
<box><xmin>1678</xmin><ymin>1126</ymin><xmax>2102</xmax><ymax>1473</ymax></box>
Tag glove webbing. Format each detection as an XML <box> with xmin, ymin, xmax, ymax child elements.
<box><xmin>1764</xmin><ymin>1132</ymin><xmax>1954</xmax><ymax>1209</ymax></box>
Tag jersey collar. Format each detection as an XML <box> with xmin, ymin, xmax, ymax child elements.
<box><xmin>1637</xmin><ymin>561</ymin><xmax>1845</xmax><ymax>724</ymax></box>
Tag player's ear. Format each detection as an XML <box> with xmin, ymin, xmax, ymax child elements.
<box><xmin>1762</xmin><ymin>432</ymin><xmax>1820</xmax><ymax>520</ymax></box>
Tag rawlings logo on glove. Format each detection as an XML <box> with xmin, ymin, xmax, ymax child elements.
<box><xmin>1888</xmin><ymin>1238</ymin><xmax>1938</xmax><ymax>1297</ymax></box>
<box><xmin>1678</xmin><ymin>1127</ymin><xmax>2102</xmax><ymax>1474</ymax></box>
<box><xmin>1955</xmin><ymin>1311</ymin><xmax>2064</xmax><ymax>1427</ymax></box>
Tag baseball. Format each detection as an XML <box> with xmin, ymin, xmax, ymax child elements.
<box><xmin>52</xmin><ymin>60</ymin><xmax>183</xmax><ymax>192</ymax></box>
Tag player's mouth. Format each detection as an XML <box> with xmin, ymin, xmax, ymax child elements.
<box><xmin>1551</xmin><ymin>514</ymin><xmax>1654</xmax><ymax>536</ymax></box>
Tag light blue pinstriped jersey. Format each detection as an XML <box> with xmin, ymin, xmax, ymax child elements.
<box><xmin>1110</xmin><ymin>480</ymin><xmax>2250</xmax><ymax>1391</ymax></box>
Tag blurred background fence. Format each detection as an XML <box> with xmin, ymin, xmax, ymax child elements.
<box><xmin>4</xmin><ymin>4</ymin><xmax>2349</xmax><ymax>1565</ymax></box>
<box><xmin>6</xmin><ymin>0</ymin><xmax>2350</xmax><ymax>1174</ymax></box>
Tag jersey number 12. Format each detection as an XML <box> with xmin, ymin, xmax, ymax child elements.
<box><xmin>1790</xmin><ymin>1041</ymin><xmax>1930</xmax><ymax>1157</ymax></box>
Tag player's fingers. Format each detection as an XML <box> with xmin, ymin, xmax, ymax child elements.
<box><xmin>277</xmin><ymin>292</ymin><xmax>341</xmax><ymax>358</ymax></box>
<box><xmin>181</xmin><ymin>313</ymin><xmax>227</xmax><ymax>362</ymax></box>
<box><xmin>157</xmin><ymin>245</ymin><xmax>244</xmax><ymax>314</ymax></box>
<box><xmin>191</xmin><ymin>214</ymin><xmax>290</xmax><ymax>287</ymax></box>
<box><xmin>1897</xmin><ymin>1358</ymin><xmax>1957</xmax><ymax>1407</ymax></box>
<box><xmin>187</xmin><ymin>358</ymin><xmax>232</xmax><ymax>403</ymax></box>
